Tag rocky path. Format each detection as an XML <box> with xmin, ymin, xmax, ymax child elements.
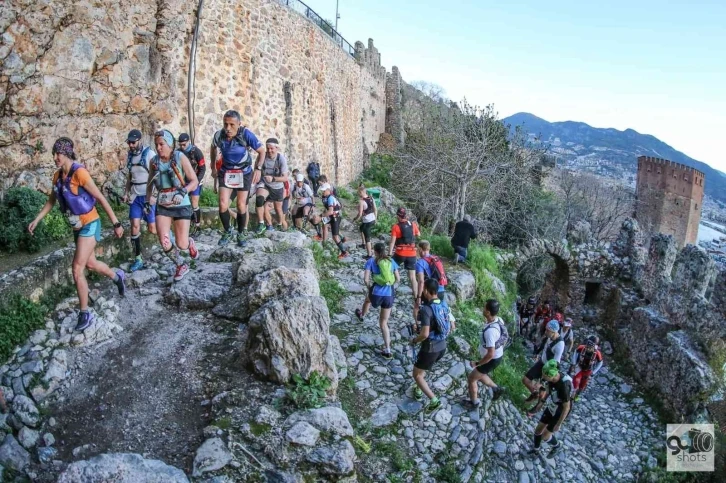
<box><xmin>325</xmin><ymin>223</ymin><xmax>663</xmax><ymax>482</ymax></box>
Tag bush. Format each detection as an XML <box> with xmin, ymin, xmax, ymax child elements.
<box><xmin>371</xmin><ymin>210</ymin><xmax>396</xmax><ymax>238</ymax></box>
<box><xmin>0</xmin><ymin>187</ymin><xmax>69</xmax><ymax>253</ymax></box>
<box><xmin>285</xmin><ymin>371</ymin><xmax>331</xmax><ymax>409</ymax></box>
<box><xmin>320</xmin><ymin>278</ymin><xmax>346</xmax><ymax>315</ymax></box>
<box><xmin>199</xmin><ymin>188</ymin><xmax>218</xmax><ymax>207</ymax></box>
<box><xmin>336</xmin><ymin>186</ymin><xmax>355</xmax><ymax>202</ymax></box>
<box><xmin>360</xmin><ymin>154</ymin><xmax>394</xmax><ymax>188</ymax></box>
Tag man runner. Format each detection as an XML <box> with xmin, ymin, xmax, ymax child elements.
<box><xmin>178</xmin><ymin>133</ymin><xmax>206</xmax><ymax>237</ymax></box>
<box><xmin>561</xmin><ymin>318</ymin><xmax>575</xmax><ymax>359</ymax></box>
<box><xmin>569</xmin><ymin>335</ymin><xmax>603</xmax><ymax>401</ymax></box>
<box><xmin>461</xmin><ymin>299</ymin><xmax>506</xmax><ymax>409</ymax></box>
<box><xmin>320</xmin><ymin>185</ymin><xmax>349</xmax><ymax>259</ymax></box>
<box><xmin>122</xmin><ymin>129</ymin><xmax>157</xmax><ymax>272</ymax></box>
<box><xmin>520</xmin><ymin>296</ymin><xmax>537</xmax><ymax>336</ymax></box>
<box><xmin>523</xmin><ymin>320</ymin><xmax>565</xmax><ymax>402</ymax></box>
<box><xmin>210</xmin><ymin>110</ymin><xmax>265</xmax><ymax>247</ymax></box>
<box><xmin>409</xmin><ymin>278</ymin><xmax>454</xmax><ymax>413</ymax></box>
<box><xmin>527</xmin><ymin>360</ymin><xmax>573</xmax><ymax>459</ymax></box>
<box><xmin>291</xmin><ymin>174</ymin><xmax>315</xmax><ymax>231</ymax></box>
<box><xmin>253</xmin><ymin>138</ymin><xmax>289</xmax><ymax>233</ymax></box>
<box><xmin>389</xmin><ymin>207</ymin><xmax>420</xmax><ymax>306</ymax></box>
<box><xmin>414</xmin><ymin>240</ymin><xmax>447</xmax><ymax>321</ymax></box>
<box><xmin>450</xmin><ymin>214</ymin><xmax>477</xmax><ymax>264</ymax></box>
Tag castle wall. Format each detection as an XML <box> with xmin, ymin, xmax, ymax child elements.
<box><xmin>0</xmin><ymin>0</ymin><xmax>389</xmax><ymax>193</ymax></box>
<box><xmin>635</xmin><ymin>156</ymin><xmax>705</xmax><ymax>247</ymax></box>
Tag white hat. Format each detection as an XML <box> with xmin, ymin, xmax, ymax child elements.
<box><xmin>295</xmin><ymin>174</ymin><xmax>304</xmax><ymax>182</ymax></box>
<box><xmin>318</xmin><ymin>183</ymin><xmax>331</xmax><ymax>194</ymax></box>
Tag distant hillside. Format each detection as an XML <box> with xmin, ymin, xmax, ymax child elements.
<box><xmin>503</xmin><ymin>112</ymin><xmax>726</xmax><ymax>203</ymax></box>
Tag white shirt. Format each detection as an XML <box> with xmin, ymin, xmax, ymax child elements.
<box><xmin>479</xmin><ymin>317</ymin><xmax>505</xmax><ymax>360</ymax></box>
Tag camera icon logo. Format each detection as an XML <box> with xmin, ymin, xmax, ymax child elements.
<box><xmin>667</xmin><ymin>424</ymin><xmax>715</xmax><ymax>472</ymax></box>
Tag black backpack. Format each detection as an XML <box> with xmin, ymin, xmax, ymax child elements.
<box><xmin>395</xmin><ymin>221</ymin><xmax>415</xmax><ymax>246</ymax></box>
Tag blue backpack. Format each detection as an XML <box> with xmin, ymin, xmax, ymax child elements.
<box><xmin>307</xmin><ymin>161</ymin><xmax>320</xmax><ymax>179</ymax></box>
<box><xmin>428</xmin><ymin>300</ymin><xmax>452</xmax><ymax>341</ymax></box>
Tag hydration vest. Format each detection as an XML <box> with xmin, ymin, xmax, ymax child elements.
<box><xmin>127</xmin><ymin>146</ymin><xmax>151</xmax><ymax>186</ymax></box>
<box><xmin>55</xmin><ymin>163</ymin><xmax>97</xmax><ymax>215</ymax></box>
<box><xmin>578</xmin><ymin>347</ymin><xmax>600</xmax><ymax>371</ymax></box>
<box><xmin>293</xmin><ymin>184</ymin><xmax>311</xmax><ymax>200</ymax></box>
<box><xmin>363</xmin><ymin>196</ymin><xmax>375</xmax><ymax>216</ymax></box>
<box><xmin>395</xmin><ymin>221</ymin><xmax>415</xmax><ymax>247</ymax></box>
<box><xmin>323</xmin><ymin>194</ymin><xmax>341</xmax><ymax>216</ymax></box>
<box><xmin>212</xmin><ymin>128</ymin><xmax>252</xmax><ymax>170</ymax></box>
<box><xmin>543</xmin><ymin>336</ymin><xmax>563</xmax><ymax>362</ymax></box>
<box><xmin>428</xmin><ymin>299</ymin><xmax>452</xmax><ymax>342</ymax></box>
<box><xmin>151</xmin><ymin>151</ymin><xmax>185</xmax><ymax>190</ymax></box>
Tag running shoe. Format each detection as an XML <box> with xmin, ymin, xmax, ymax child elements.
<box><xmin>218</xmin><ymin>229</ymin><xmax>233</xmax><ymax>246</ymax></box>
<box><xmin>380</xmin><ymin>350</ymin><xmax>393</xmax><ymax>360</ymax></box>
<box><xmin>190</xmin><ymin>224</ymin><xmax>200</xmax><ymax>238</ymax></box>
<box><xmin>527</xmin><ymin>447</ymin><xmax>541</xmax><ymax>456</ymax></box>
<box><xmin>492</xmin><ymin>386</ymin><xmax>506</xmax><ymax>401</ymax></box>
<box><xmin>460</xmin><ymin>398</ymin><xmax>482</xmax><ymax>410</ymax></box>
<box><xmin>266</xmin><ymin>225</ymin><xmax>275</xmax><ymax>232</ymax></box>
<box><xmin>547</xmin><ymin>443</ymin><xmax>561</xmax><ymax>459</ymax></box>
<box><xmin>237</xmin><ymin>233</ymin><xmax>247</xmax><ymax>248</ymax></box>
<box><xmin>129</xmin><ymin>258</ymin><xmax>144</xmax><ymax>272</ymax></box>
<box><xmin>189</xmin><ymin>238</ymin><xmax>199</xmax><ymax>260</ymax></box>
<box><xmin>414</xmin><ymin>387</ymin><xmax>424</xmax><ymax>401</ymax></box>
<box><xmin>354</xmin><ymin>308</ymin><xmax>363</xmax><ymax>321</ymax></box>
<box><xmin>114</xmin><ymin>270</ymin><xmax>126</xmax><ymax>297</ymax></box>
<box><xmin>337</xmin><ymin>251</ymin><xmax>349</xmax><ymax>260</ymax></box>
<box><xmin>174</xmin><ymin>264</ymin><xmax>190</xmax><ymax>281</ymax></box>
<box><xmin>255</xmin><ymin>224</ymin><xmax>266</xmax><ymax>235</ymax></box>
<box><xmin>425</xmin><ymin>398</ymin><xmax>441</xmax><ymax>414</ymax></box>
<box><xmin>313</xmin><ymin>235</ymin><xmax>323</xmax><ymax>241</ymax></box>
<box><xmin>75</xmin><ymin>311</ymin><xmax>94</xmax><ymax>332</ymax></box>
<box><xmin>357</xmin><ymin>243</ymin><xmax>366</xmax><ymax>249</ymax></box>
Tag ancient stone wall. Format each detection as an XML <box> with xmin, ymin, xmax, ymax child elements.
<box><xmin>635</xmin><ymin>156</ymin><xmax>705</xmax><ymax>247</ymax></box>
<box><xmin>0</xmin><ymin>0</ymin><xmax>390</xmax><ymax>193</ymax></box>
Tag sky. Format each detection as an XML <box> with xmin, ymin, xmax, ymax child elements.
<box><xmin>301</xmin><ymin>0</ymin><xmax>726</xmax><ymax>172</ymax></box>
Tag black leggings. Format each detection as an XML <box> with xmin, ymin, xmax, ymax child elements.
<box><xmin>360</xmin><ymin>221</ymin><xmax>374</xmax><ymax>243</ymax></box>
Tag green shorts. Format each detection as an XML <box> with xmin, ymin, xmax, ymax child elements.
<box><xmin>74</xmin><ymin>219</ymin><xmax>102</xmax><ymax>243</ymax></box>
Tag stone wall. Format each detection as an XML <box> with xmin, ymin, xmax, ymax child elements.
<box><xmin>0</xmin><ymin>0</ymin><xmax>391</xmax><ymax>193</ymax></box>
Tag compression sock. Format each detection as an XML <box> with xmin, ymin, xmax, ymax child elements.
<box><xmin>240</xmin><ymin>213</ymin><xmax>247</xmax><ymax>231</ymax></box>
<box><xmin>220</xmin><ymin>210</ymin><xmax>231</xmax><ymax>232</ymax></box>
<box><xmin>534</xmin><ymin>434</ymin><xmax>543</xmax><ymax>449</ymax></box>
<box><xmin>131</xmin><ymin>234</ymin><xmax>142</xmax><ymax>257</ymax></box>
<box><xmin>193</xmin><ymin>208</ymin><xmax>201</xmax><ymax>225</ymax></box>
<box><xmin>546</xmin><ymin>435</ymin><xmax>558</xmax><ymax>446</ymax></box>
<box><xmin>336</xmin><ymin>241</ymin><xmax>346</xmax><ymax>253</ymax></box>
<box><xmin>237</xmin><ymin>212</ymin><xmax>245</xmax><ymax>232</ymax></box>
<box><xmin>314</xmin><ymin>223</ymin><xmax>322</xmax><ymax>236</ymax></box>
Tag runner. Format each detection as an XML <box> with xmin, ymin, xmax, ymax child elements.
<box><xmin>253</xmin><ymin>138</ymin><xmax>289</xmax><ymax>233</ymax></box>
<box><xmin>352</xmin><ymin>185</ymin><xmax>377</xmax><ymax>259</ymax></box>
<box><xmin>409</xmin><ymin>278</ymin><xmax>454</xmax><ymax>413</ymax></box>
<box><xmin>28</xmin><ymin>138</ymin><xmax>126</xmax><ymax>331</ymax></box>
<box><xmin>519</xmin><ymin>296</ymin><xmax>537</xmax><ymax>336</ymax></box>
<box><xmin>531</xmin><ymin>300</ymin><xmax>553</xmax><ymax>341</ymax></box>
<box><xmin>414</xmin><ymin>240</ymin><xmax>447</xmax><ymax>321</ymax></box>
<box><xmin>292</xmin><ymin>168</ymin><xmax>311</xmax><ymax>187</ymax></box>
<box><xmin>306</xmin><ymin>160</ymin><xmax>321</xmax><ymax>195</ymax></box>
<box><xmin>569</xmin><ymin>335</ymin><xmax>603</xmax><ymax>401</ymax></box>
<box><xmin>210</xmin><ymin>110</ymin><xmax>265</xmax><ymax>247</ymax></box>
<box><xmin>121</xmin><ymin>129</ymin><xmax>157</xmax><ymax>272</ymax></box>
<box><xmin>389</xmin><ymin>207</ymin><xmax>420</xmax><ymax>306</ymax></box>
<box><xmin>291</xmin><ymin>174</ymin><xmax>315</xmax><ymax>231</ymax></box>
<box><xmin>523</xmin><ymin>320</ymin><xmax>565</xmax><ymax>402</ymax></box>
<box><xmin>178</xmin><ymin>133</ymin><xmax>206</xmax><ymax>237</ymax></box>
<box><xmin>320</xmin><ymin>184</ymin><xmax>349</xmax><ymax>259</ymax></box>
<box><xmin>461</xmin><ymin>299</ymin><xmax>507</xmax><ymax>409</ymax></box>
<box><xmin>526</xmin><ymin>360</ymin><xmax>573</xmax><ymax>459</ymax></box>
<box><xmin>354</xmin><ymin>242</ymin><xmax>400</xmax><ymax>359</ymax></box>
<box><xmin>450</xmin><ymin>214</ymin><xmax>477</xmax><ymax>264</ymax></box>
<box><xmin>146</xmin><ymin>130</ymin><xmax>200</xmax><ymax>281</ymax></box>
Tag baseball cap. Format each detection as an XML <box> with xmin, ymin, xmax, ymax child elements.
<box><xmin>126</xmin><ymin>129</ymin><xmax>142</xmax><ymax>142</ymax></box>
<box><xmin>563</xmin><ymin>318</ymin><xmax>572</xmax><ymax>327</ymax></box>
<box><xmin>178</xmin><ymin>133</ymin><xmax>190</xmax><ymax>142</ymax></box>
<box><xmin>295</xmin><ymin>174</ymin><xmax>304</xmax><ymax>182</ymax></box>
<box><xmin>546</xmin><ymin>320</ymin><xmax>560</xmax><ymax>332</ymax></box>
<box><xmin>318</xmin><ymin>183</ymin><xmax>331</xmax><ymax>194</ymax></box>
<box><xmin>396</xmin><ymin>207</ymin><xmax>407</xmax><ymax>218</ymax></box>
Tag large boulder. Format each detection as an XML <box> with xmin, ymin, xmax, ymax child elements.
<box><xmin>246</xmin><ymin>296</ymin><xmax>338</xmax><ymax>390</ymax></box>
<box><xmin>192</xmin><ymin>438</ymin><xmax>233</xmax><ymax>478</ymax></box>
<box><xmin>306</xmin><ymin>440</ymin><xmax>356</xmax><ymax>476</ymax></box>
<box><xmin>167</xmin><ymin>263</ymin><xmax>234</xmax><ymax>309</ymax></box>
<box><xmin>0</xmin><ymin>434</ymin><xmax>30</xmax><ymax>472</ymax></box>
<box><xmin>264</xmin><ymin>229</ymin><xmax>311</xmax><ymax>248</ymax></box>
<box><xmin>237</xmin><ymin>247</ymin><xmax>316</xmax><ymax>286</ymax></box>
<box><xmin>57</xmin><ymin>453</ymin><xmax>188</xmax><ymax>483</ymax></box>
<box><xmin>246</xmin><ymin>267</ymin><xmax>320</xmax><ymax>315</ymax></box>
<box><xmin>285</xmin><ymin>407</ymin><xmax>354</xmax><ymax>437</ymax></box>
<box><xmin>448</xmin><ymin>270</ymin><xmax>476</xmax><ymax>301</ymax></box>
<box><xmin>11</xmin><ymin>395</ymin><xmax>39</xmax><ymax>427</ymax></box>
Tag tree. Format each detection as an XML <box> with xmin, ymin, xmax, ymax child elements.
<box><xmin>409</xmin><ymin>81</ymin><xmax>448</xmax><ymax>103</ymax></box>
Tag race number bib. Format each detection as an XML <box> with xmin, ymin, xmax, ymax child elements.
<box><xmin>224</xmin><ymin>169</ymin><xmax>244</xmax><ymax>188</ymax></box>
<box><xmin>322</xmin><ymin>216</ymin><xmax>330</xmax><ymax>225</ymax></box>
<box><xmin>158</xmin><ymin>189</ymin><xmax>176</xmax><ymax>206</ymax></box>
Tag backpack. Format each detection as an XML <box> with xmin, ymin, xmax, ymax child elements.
<box><xmin>363</xmin><ymin>196</ymin><xmax>376</xmax><ymax>216</ymax></box>
<box><xmin>372</xmin><ymin>258</ymin><xmax>395</xmax><ymax>286</ymax></box>
<box><xmin>578</xmin><ymin>347</ymin><xmax>599</xmax><ymax>370</ymax></box>
<box><xmin>127</xmin><ymin>146</ymin><xmax>151</xmax><ymax>171</ymax></box>
<box><xmin>55</xmin><ymin>163</ymin><xmax>96</xmax><ymax>215</ymax></box>
<box><xmin>212</xmin><ymin>128</ymin><xmax>251</xmax><ymax>169</ymax></box>
<box><xmin>423</xmin><ymin>255</ymin><xmax>448</xmax><ymax>287</ymax></box>
<box><xmin>481</xmin><ymin>318</ymin><xmax>511</xmax><ymax>352</ymax></box>
<box><xmin>428</xmin><ymin>300</ymin><xmax>452</xmax><ymax>341</ymax></box>
<box><xmin>307</xmin><ymin>162</ymin><xmax>320</xmax><ymax>179</ymax></box>
<box><xmin>395</xmin><ymin>221</ymin><xmax>415</xmax><ymax>246</ymax></box>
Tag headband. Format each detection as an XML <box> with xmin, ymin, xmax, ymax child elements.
<box><xmin>155</xmin><ymin>130</ymin><xmax>174</xmax><ymax>147</ymax></box>
<box><xmin>52</xmin><ymin>138</ymin><xmax>75</xmax><ymax>158</ymax></box>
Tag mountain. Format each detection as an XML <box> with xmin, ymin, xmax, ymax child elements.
<box><xmin>503</xmin><ymin>112</ymin><xmax>726</xmax><ymax>203</ymax></box>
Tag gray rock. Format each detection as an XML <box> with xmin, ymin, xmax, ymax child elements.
<box><xmin>0</xmin><ymin>434</ymin><xmax>30</xmax><ymax>471</ymax></box>
<box><xmin>255</xmin><ymin>405</ymin><xmax>282</xmax><ymax>426</ymax></box>
<box><xmin>493</xmin><ymin>440</ymin><xmax>507</xmax><ymax>456</ymax></box>
<box><xmin>453</xmin><ymin>336</ymin><xmax>471</xmax><ymax>355</ymax></box>
<box><xmin>285</xmin><ymin>407</ymin><xmax>354</xmax><ymax>437</ymax></box>
<box><xmin>448</xmin><ymin>362</ymin><xmax>466</xmax><ymax>378</ymax></box>
<box><xmin>620</xmin><ymin>383</ymin><xmax>632</xmax><ymax>394</ymax></box>
<box><xmin>329</xmin><ymin>335</ymin><xmax>347</xmax><ymax>380</ymax></box>
<box><xmin>127</xmin><ymin>269</ymin><xmax>160</xmax><ymax>288</ymax></box>
<box><xmin>397</xmin><ymin>397</ymin><xmax>423</xmax><ymax>415</ymax></box>
<box><xmin>264</xmin><ymin>229</ymin><xmax>311</xmax><ymax>248</ymax></box>
<box><xmin>29</xmin><ymin>330</ymin><xmax>48</xmax><ymax>345</ymax></box>
<box><xmin>38</xmin><ymin>446</ymin><xmax>58</xmax><ymax>465</ymax></box>
<box><xmin>20</xmin><ymin>360</ymin><xmax>43</xmax><ymax>375</ymax></box>
<box><xmin>286</xmin><ymin>422</ymin><xmax>320</xmax><ymax>446</ymax></box>
<box><xmin>192</xmin><ymin>438</ymin><xmax>233</xmax><ymax>477</ymax></box>
<box><xmin>518</xmin><ymin>471</ymin><xmax>530</xmax><ymax>483</ymax></box>
<box><xmin>602</xmin><ymin>341</ymin><xmax>613</xmax><ymax>355</ymax></box>
<box><xmin>17</xmin><ymin>426</ymin><xmax>39</xmax><ymax>449</ymax></box>
<box><xmin>432</xmin><ymin>374</ymin><xmax>453</xmax><ymax>392</ymax></box>
<box><xmin>44</xmin><ymin>349</ymin><xmax>68</xmax><ymax>382</ymax></box>
<box><xmin>359</xmin><ymin>333</ymin><xmax>376</xmax><ymax>347</ymax></box>
<box><xmin>307</xmin><ymin>440</ymin><xmax>356</xmax><ymax>476</ymax></box>
<box><xmin>11</xmin><ymin>395</ymin><xmax>39</xmax><ymax>427</ymax></box>
<box><xmin>168</xmin><ymin>263</ymin><xmax>235</xmax><ymax>309</ymax></box>
<box><xmin>449</xmin><ymin>270</ymin><xmax>476</xmax><ymax>301</ymax></box>
<box><xmin>43</xmin><ymin>432</ymin><xmax>56</xmax><ymax>446</ymax></box>
<box><xmin>58</xmin><ymin>453</ymin><xmax>189</xmax><ymax>482</ymax></box>
<box><xmin>370</xmin><ymin>402</ymin><xmax>400</xmax><ymax>428</ymax></box>
<box><xmin>264</xmin><ymin>470</ymin><xmax>301</xmax><ymax>483</ymax></box>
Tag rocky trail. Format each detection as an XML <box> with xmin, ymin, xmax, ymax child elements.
<box><xmin>0</xmin><ymin>213</ymin><xmax>664</xmax><ymax>482</ymax></box>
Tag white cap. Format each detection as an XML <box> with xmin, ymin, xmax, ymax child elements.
<box><xmin>318</xmin><ymin>183</ymin><xmax>331</xmax><ymax>194</ymax></box>
<box><xmin>295</xmin><ymin>174</ymin><xmax>304</xmax><ymax>182</ymax></box>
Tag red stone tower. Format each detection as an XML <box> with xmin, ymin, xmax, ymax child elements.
<box><xmin>635</xmin><ymin>156</ymin><xmax>705</xmax><ymax>247</ymax></box>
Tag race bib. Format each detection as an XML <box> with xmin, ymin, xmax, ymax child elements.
<box><xmin>158</xmin><ymin>189</ymin><xmax>176</xmax><ymax>206</ymax></box>
<box><xmin>322</xmin><ymin>216</ymin><xmax>330</xmax><ymax>225</ymax></box>
<box><xmin>225</xmin><ymin>169</ymin><xmax>244</xmax><ymax>188</ymax></box>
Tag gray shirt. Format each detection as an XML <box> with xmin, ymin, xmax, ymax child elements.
<box><xmin>261</xmin><ymin>153</ymin><xmax>289</xmax><ymax>190</ymax></box>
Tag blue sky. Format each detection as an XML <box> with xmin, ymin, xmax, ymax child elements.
<box><xmin>302</xmin><ymin>0</ymin><xmax>726</xmax><ymax>172</ymax></box>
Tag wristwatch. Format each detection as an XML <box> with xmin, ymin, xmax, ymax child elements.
<box><xmin>113</xmin><ymin>222</ymin><xmax>122</xmax><ymax>229</ymax></box>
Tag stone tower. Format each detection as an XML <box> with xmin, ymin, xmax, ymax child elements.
<box><xmin>635</xmin><ymin>156</ymin><xmax>705</xmax><ymax>248</ymax></box>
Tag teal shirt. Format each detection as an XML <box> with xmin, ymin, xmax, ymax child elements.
<box><xmin>157</xmin><ymin>153</ymin><xmax>190</xmax><ymax>207</ymax></box>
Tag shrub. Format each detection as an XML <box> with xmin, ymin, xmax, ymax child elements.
<box><xmin>286</xmin><ymin>371</ymin><xmax>331</xmax><ymax>409</ymax></box>
<box><xmin>336</xmin><ymin>186</ymin><xmax>355</xmax><ymax>202</ymax></box>
<box><xmin>371</xmin><ymin>210</ymin><xmax>396</xmax><ymax>238</ymax></box>
<box><xmin>360</xmin><ymin>154</ymin><xmax>394</xmax><ymax>188</ymax></box>
<box><xmin>44</xmin><ymin>207</ymin><xmax>72</xmax><ymax>241</ymax></box>
<box><xmin>199</xmin><ymin>188</ymin><xmax>218</xmax><ymax>207</ymax></box>
<box><xmin>320</xmin><ymin>278</ymin><xmax>346</xmax><ymax>315</ymax></box>
<box><xmin>0</xmin><ymin>187</ymin><xmax>67</xmax><ymax>253</ymax></box>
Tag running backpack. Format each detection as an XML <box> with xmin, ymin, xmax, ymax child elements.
<box><xmin>127</xmin><ymin>146</ymin><xmax>151</xmax><ymax>171</ymax></box>
<box><xmin>307</xmin><ymin>161</ymin><xmax>320</xmax><ymax>179</ymax></box>
<box><xmin>372</xmin><ymin>258</ymin><xmax>395</xmax><ymax>286</ymax></box>
<box><xmin>395</xmin><ymin>221</ymin><xmax>415</xmax><ymax>246</ymax></box>
<box><xmin>423</xmin><ymin>255</ymin><xmax>448</xmax><ymax>287</ymax></box>
<box><xmin>481</xmin><ymin>318</ymin><xmax>511</xmax><ymax>351</ymax></box>
<box><xmin>578</xmin><ymin>348</ymin><xmax>599</xmax><ymax>370</ymax></box>
<box><xmin>363</xmin><ymin>196</ymin><xmax>375</xmax><ymax>216</ymax></box>
<box><xmin>429</xmin><ymin>300</ymin><xmax>452</xmax><ymax>341</ymax></box>
<box><xmin>212</xmin><ymin>127</ymin><xmax>251</xmax><ymax>169</ymax></box>
<box><xmin>55</xmin><ymin>163</ymin><xmax>96</xmax><ymax>215</ymax></box>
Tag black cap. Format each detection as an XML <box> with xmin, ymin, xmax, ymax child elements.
<box><xmin>127</xmin><ymin>129</ymin><xmax>142</xmax><ymax>142</ymax></box>
<box><xmin>178</xmin><ymin>133</ymin><xmax>190</xmax><ymax>142</ymax></box>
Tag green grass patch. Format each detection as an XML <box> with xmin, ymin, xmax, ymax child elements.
<box><xmin>373</xmin><ymin>440</ymin><xmax>416</xmax><ymax>472</ymax></box>
<box><xmin>249</xmin><ymin>421</ymin><xmax>271</xmax><ymax>436</ymax></box>
<box><xmin>370</xmin><ymin>210</ymin><xmax>396</xmax><ymax>238</ymax></box>
<box><xmin>199</xmin><ymin>188</ymin><xmax>219</xmax><ymax>207</ymax></box>
<box><xmin>0</xmin><ymin>187</ymin><xmax>71</xmax><ymax>253</ymax></box>
<box><xmin>433</xmin><ymin>461</ymin><xmax>461</xmax><ymax>483</ymax></box>
<box><xmin>336</xmin><ymin>186</ymin><xmax>355</xmax><ymax>202</ymax></box>
<box><xmin>311</xmin><ymin>241</ymin><xmax>342</xmax><ymax>269</ymax></box>
<box><xmin>213</xmin><ymin>417</ymin><xmax>232</xmax><ymax>430</ymax></box>
<box><xmin>320</xmin><ymin>278</ymin><xmax>346</xmax><ymax>315</ymax></box>
<box><xmin>358</xmin><ymin>154</ymin><xmax>394</xmax><ymax>188</ymax></box>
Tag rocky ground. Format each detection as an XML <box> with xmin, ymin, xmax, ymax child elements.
<box><xmin>0</xmin><ymin>211</ymin><xmax>663</xmax><ymax>482</ymax></box>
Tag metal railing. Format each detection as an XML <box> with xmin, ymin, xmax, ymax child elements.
<box><xmin>276</xmin><ymin>0</ymin><xmax>356</xmax><ymax>57</ymax></box>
